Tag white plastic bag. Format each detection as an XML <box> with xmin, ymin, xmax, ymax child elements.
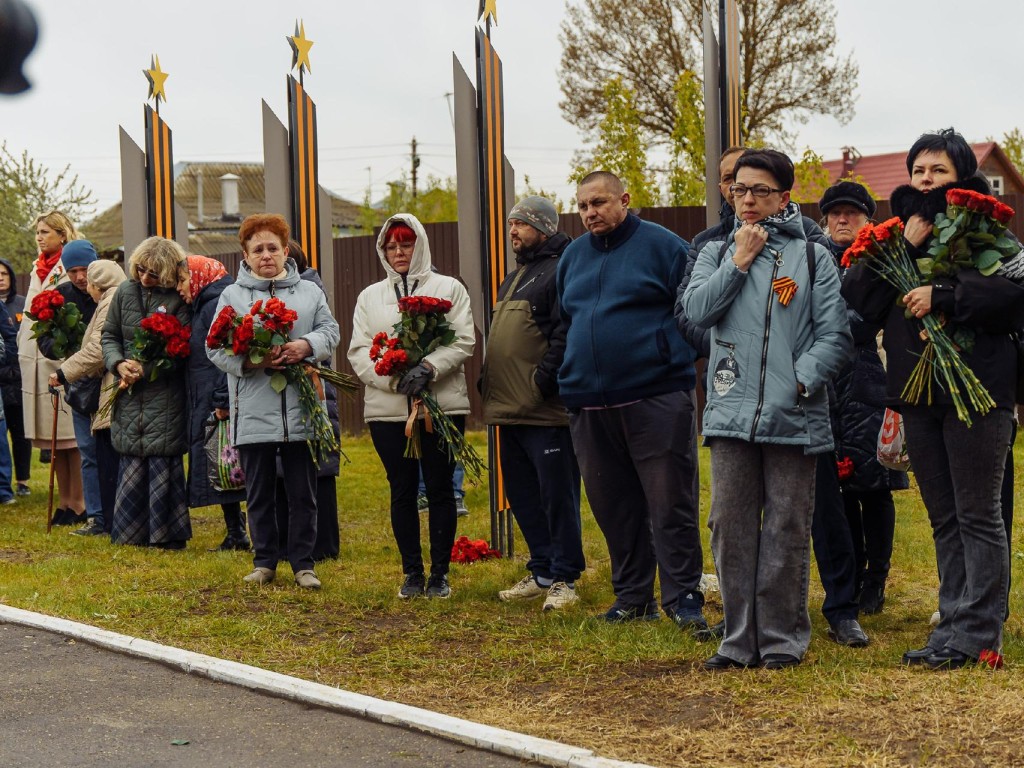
<box><xmin>877</xmin><ymin>408</ymin><xmax>910</xmax><ymax>472</ymax></box>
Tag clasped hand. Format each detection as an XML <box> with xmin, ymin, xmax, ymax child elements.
<box><xmin>243</xmin><ymin>339</ymin><xmax>314</xmax><ymax>370</ymax></box>
<box><xmin>732</xmin><ymin>222</ymin><xmax>768</xmax><ymax>271</ymax></box>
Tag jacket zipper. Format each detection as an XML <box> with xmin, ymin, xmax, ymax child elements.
<box><xmin>750</xmin><ymin>249</ymin><xmax>783</xmax><ymax>440</ymax></box>
<box><xmin>591</xmin><ymin>254</ymin><xmax>608</xmax><ymax>405</ymax></box>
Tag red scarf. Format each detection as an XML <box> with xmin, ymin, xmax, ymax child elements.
<box><xmin>35</xmin><ymin>247</ymin><xmax>62</xmax><ymax>282</ymax></box>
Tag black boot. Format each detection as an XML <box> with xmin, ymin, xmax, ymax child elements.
<box><xmin>211</xmin><ymin>504</ymin><xmax>250</xmax><ymax>551</ymax></box>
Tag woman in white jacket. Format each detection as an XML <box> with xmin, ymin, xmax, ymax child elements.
<box><xmin>348</xmin><ymin>214</ymin><xmax>474</xmax><ymax>600</ymax></box>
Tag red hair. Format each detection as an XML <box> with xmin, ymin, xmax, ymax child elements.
<box><xmin>385</xmin><ymin>222</ymin><xmax>416</xmax><ymax>243</ymax></box>
<box><xmin>239</xmin><ymin>213</ymin><xmax>290</xmax><ymax>250</ymax></box>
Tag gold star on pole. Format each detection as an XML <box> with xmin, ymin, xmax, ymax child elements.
<box><xmin>143</xmin><ymin>54</ymin><xmax>168</xmax><ymax>105</ymax></box>
<box><xmin>478</xmin><ymin>0</ymin><xmax>497</xmax><ymax>25</ymax></box>
<box><xmin>288</xmin><ymin>20</ymin><xmax>314</xmax><ymax>75</ymax></box>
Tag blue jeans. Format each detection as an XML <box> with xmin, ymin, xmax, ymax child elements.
<box><xmin>0</xmin><ymin>410</ymin><xmax>12</xmax><ymax>502</ymax></box>
<box><xmin>72</xmin><ymin>410</ymin><xmax>103</xmax><ymax>525</ymax></box>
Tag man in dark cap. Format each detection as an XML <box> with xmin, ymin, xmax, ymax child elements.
<box><xmin>484</xmin><ymin>195</ymin><xmax>585</xmax><ymax>611</ymax></box>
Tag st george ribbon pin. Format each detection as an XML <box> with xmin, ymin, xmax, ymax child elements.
<box><xmin>772</xmin><ymin>277</ymin><xmax>797</xmax><ymax>307</ymax></box>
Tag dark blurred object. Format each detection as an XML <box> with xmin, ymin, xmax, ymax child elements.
<box><xmin>0</xmin><ymin>0</ymin><xmax>38</xmax><ymax>95</ymax></box>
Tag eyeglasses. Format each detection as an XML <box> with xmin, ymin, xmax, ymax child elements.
<box><xmin>729</xmin><ymin>184</ymin><xmax>785</xmax><ymax>198</ymax></box>
<box><xmin>384</xmin><ymin>242</ymin><xmax>415</xmax><ymax>255</ymax></box>
<box><xmin>137</xmin><ymin>267</ymin><xmax>161</xmax><ymax>280</ymax></box>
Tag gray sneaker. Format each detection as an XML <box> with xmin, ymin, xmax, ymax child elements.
<box><xmin>542</xmin><ymin>582</ymin><xmax>579</xmax><ymax>611</ymax></box>
<box><xmin>294</xmin><ymin>570</ymin><xmax>321</xmax><ymax>590</ymax></box>
<box><xmin>416</xmin><ymin>494</ymin><xmax>429</xmax><ymax>513</ymax></box>
<box><xmin>426</xmin><ymin>573</ymin><xmax>451</xmax><ymax>599</ymax></box>
<box><xmin>242</xmin><ymin>567</ymin><xmax>275</xmax><ymax>585</ymax></box>
<box><xmin>398</xmin><ymin>572</ymin><xmax>426</xmax><ymax>599</ymax></box>
<box><xmin>455</xmin><ymin>497</ymin><xmax>469</xmax><ymax>517</ymax></box>
<box><xmin>499</xmin><ymin>575</ymin><xmax>546</xmax><ymax>602</ymax></box>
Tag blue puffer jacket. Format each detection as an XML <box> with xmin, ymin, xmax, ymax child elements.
<box><xmin>556</xmin><ymin>213</ymin><xmax>696</xmax><ymax>409</ymax></box>
<box><xmin>208</xmin><ymin>259</ymin><xmax>340</xmax><ymax>447</ymax></box>
<box><xmin>683</xmin><ymin>203</ymin><xmax>853</xmax><ymax>454</ymax></box>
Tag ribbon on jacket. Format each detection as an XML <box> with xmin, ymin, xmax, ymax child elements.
<box><xmin>404</xmin><ymin>396</ymin><xmax>434</xmax><ymax>439</ymax></box>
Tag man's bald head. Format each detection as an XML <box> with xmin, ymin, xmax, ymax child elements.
<box><xmin>576</xmin><ymin>170</ymin><xmax>629</xmax><ymax>236</ymax></box>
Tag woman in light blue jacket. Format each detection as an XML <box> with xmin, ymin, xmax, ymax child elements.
<box><xmin>208</xmin><ymin>213</ymin><xmax>340</xmax><ymax>590</ymax></box>
<box><xmin>683</xmin><ymin>149</ymin><xmax>852</xmax><ymax>671</ymax></box>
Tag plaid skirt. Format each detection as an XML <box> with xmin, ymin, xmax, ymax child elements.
<box><xmin>111</xmin><ymin>455</ymin><xmax>191</xmax><ymax>546</ymax></box>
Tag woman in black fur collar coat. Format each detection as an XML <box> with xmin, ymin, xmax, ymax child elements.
<box><xmin>842</xmin><ymin>128</ymin><xmax>1024</xmax><ymax>670</ymax></box>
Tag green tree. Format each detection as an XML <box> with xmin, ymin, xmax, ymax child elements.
<box><xmin>373</xmin><ymin>175</ymin><xmax>459</xmax><ymax>225</ymax></box>
<box><xmin>519</xmin><ymin>176</ymin><xmax>565</xmax><ymax>213</ymax></box>
<box><xmin>666</xmin><ymin>70</ymin><xmax>707</xmax><ymax>206</ymax></box>
<box><xmin>0</xmin><ymin>142</ymin><xmax>95</xmax><ymax>272</ymax></box>
<box><xmin>997</xmin><ymin>128</ymin><xmax>1024</xmax><ymax>175</ymax></box>
<box><xmin>559</xmin><ymin>0</ymin><xmax>858</xmax><ymax>148</ymax></box>
<box><xmin>569</xmin><ymin>77</ymin><xmax>660</xmax><ymax>208</ymax></box>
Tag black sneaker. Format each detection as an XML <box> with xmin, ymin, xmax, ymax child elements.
<box><xmin>425</xmin><ymin>573</ymin><xmax>451</xmax><ymax>599</ymax></box>
<box><xmin>669</xmin><ymin>592</ymin><xmax>708</xmax><ymax>634</ymax></box>
<box><xmin>398</xmin><ymin>572</ymin><xmax>426</xmax><ymax>599</ymax></box>
<box><xmin>16</xmin><ymin>483</ymin><xmax>30</xmax><ymax>497</ymax></box>
<box><xmin>600</xmin><ymin>601</ymin><xmax>660</xmax><ymax>623</ymax></box>
<box><xmin>71</xmin><ymin>519</ymin><xmax>106</xmax><ymax>537</ymax></box>
<box><xmin>695</xmin><ymin>619</ymin><xmax>725</xmax><ymax>642</ymax></box>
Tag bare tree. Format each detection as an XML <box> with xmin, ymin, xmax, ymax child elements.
<box><xmin>559</xmin><ymin>0</ymin><xmax>858</xmax><ymax>148</ymax></box>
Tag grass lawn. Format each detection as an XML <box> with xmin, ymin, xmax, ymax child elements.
<box><xmin>1</xmin><ymin>431</ymin><xmax>1022</xmax><ymax>768</ymax></box>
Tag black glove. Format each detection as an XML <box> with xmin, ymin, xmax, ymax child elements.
<box><xmin>397</xmin><ymin>363</ymin><xmax>434</xmax><ymax>396</ymax></box>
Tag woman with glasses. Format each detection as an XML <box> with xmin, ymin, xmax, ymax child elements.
<box><xmin>347</xmin><ymin>214</ymin><xmax>474</xmax><ymax>599</ymax></box>
<box><xmin>101</xmin><ymin>237</ymin><xmax>192</xmax><ymax>549</ymax></box>
<box><xmin>683</xmin><ymin>149</ymin><xmax>853</xmax><ymax>670</ymax></box>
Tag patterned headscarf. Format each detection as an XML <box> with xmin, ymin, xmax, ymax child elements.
<box><xmin>187</xmin><ymin>255</ymin><xmax>228</xmax><ymax>300</ymax></box>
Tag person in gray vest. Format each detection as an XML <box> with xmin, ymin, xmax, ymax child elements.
<box><xmin>483</xmin><ymin>195</ymin><xmax>584</xmax><ymax>611</ymax></box>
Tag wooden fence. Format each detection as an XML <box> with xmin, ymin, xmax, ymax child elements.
<box><xmin>20</xmin><ymin>193</ymin><xmax>1024</xmax><ymax>436</ymax></box>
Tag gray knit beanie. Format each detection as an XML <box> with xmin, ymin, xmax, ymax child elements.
<box><xmin>508</xmin><ymin>195</ymin><xmax>558</xmax><ymax>237</ymax></box>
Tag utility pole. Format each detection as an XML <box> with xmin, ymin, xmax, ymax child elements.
<box><xmin>411</xmin><ymin>135</ymin><xmax>421</xmax><ymax>199</ymax></box>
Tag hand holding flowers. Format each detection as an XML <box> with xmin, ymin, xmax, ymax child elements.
<box><xmin>26</xmin><ymin>289</ymin><xmax>84</xmax><ymax>358</ymax></box>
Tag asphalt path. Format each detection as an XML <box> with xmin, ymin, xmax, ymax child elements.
<box><xmin>0</xmin><ymin>623</ymin><xmax>533</xmax><ymax>767</ymax></box>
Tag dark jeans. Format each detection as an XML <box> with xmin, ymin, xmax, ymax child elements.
<box><xmin>811</xmin><ymin>453</ymin><xmax>860</xmax><ymax>624</ymax></box>
<box><xmin>94</xmin><ymin>428</ymin><xmax>119</xmax><ymax>534</ymax></box>
<box><xmin>238</xmin><ymin>442</ymin><xmax>317</xmax><ymax>574</ymax></box>
<box><xmin>369</xmin><ymin>417</ymin><xmax>463</xmax><ymax>576</ymax></box>
<box><xmin>5</xmin><ymin>401</ymin><xmax>31</xmax><ymax>482</ymax></box>
<box><xmin>902</xmin><ymin>405</ymin><xmax>1012</xmax><ymax>658</ymax></box>
<box><xmin>1000</xmin><ymin>422</ymin><xmax>1015</xmax><ymax>618</ymax></box>
<box><xmin>499</xmin><ymin>425</ymin><xmax>584</xmax><ymax>583</ymax></box>
<box><xmin>843</xmin><ymin>488</ymin><xmax>896</xmax><ymax>590</ymax></box>
<box><xmin>569</xmin><ymin>390</ymin><xmax>703</xmax><ymax>611</ymax></box>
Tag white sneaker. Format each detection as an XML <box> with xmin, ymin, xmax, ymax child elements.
<box><xmin>499</xmin><ymin>575</ymin><xmax>546</xmax><ymax>602</ymax></box>
<box><xmin>243</xmin><ymin>567</ymin><xmax>275</xmax><ymax>585</ymax></box>
<box><xmin>294</xmin><ymin>570</ymin><xmax>321</xmax><ymax>590</ymax></box>
<box><xmin>543</xmin><ymin>581</ymin><xmax>580</xmax><ymax>611</ymax></box>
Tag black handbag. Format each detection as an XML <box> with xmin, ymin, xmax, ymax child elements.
<box><xmin>64</xmin><ymin>376</ymin><xmax>102</xmax><ymax>416</ymax></box>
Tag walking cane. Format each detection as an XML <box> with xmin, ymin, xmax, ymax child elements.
<box><xmin>45</xmin><ymin>386</ymin><xmax>59</xmax><ymax>534</ymax></box>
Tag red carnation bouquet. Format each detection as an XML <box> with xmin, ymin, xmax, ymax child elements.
<box><xmin>207</xmin><ymin>297</ymin><xmax>354</xmax><ymax>465</ymax></box>
<box><xmin>26</xmin><ymin>289</ymin><xmax>84</xmax><ymax>358</ymax></box>
<box><xmin>450</xmin><ymin>535</ymin><xmax>502</xmax><ymax>564</ymax></box>
<box><xmin>921</xmin><ymin>188</ymin><xmax>1018</xmax><ymax>279</ymax></box>
<box><xmin>97</xmin><ymin>311</ymin><xmax>191</xmax><ymax>418</ymax></box>
<box><xmin>843</xmin><ymin>217</ymin><xmax>995</xmax><ymax>425</ymax></box>
<box><xmin>370</xmin><ymin>295</ymin><xmax>484</xmax><ymax>479</ymax></box>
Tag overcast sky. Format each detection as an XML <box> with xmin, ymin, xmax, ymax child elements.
<box><xmin>3</xmin><ymin>0</ymin><xmax>1024</xmax><ymax>221</ymax></box>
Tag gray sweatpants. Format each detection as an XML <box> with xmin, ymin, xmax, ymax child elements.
<box><xmin>709</xmin><ymin>438</ymin><xmax>816</xmax><ymax>664</ymax></box>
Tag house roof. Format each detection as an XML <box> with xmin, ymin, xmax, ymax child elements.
<box><xmin>821</xmin><ymin>142</ymin><xmax>1024</xmax><ymax>198</ymax></box>
<box><xmin>81</xmin><ymin>161</ymin><xmax>363</xmax><ymax>256</ymax></box>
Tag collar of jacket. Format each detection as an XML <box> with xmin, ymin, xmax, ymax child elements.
<box><xmin>587</xmin><ymin>212</ymin><xmax>641</xmax><ymax>252</ymax></box>
<box><xmin>719</xmin><ymin>199</ymin><xmax>735</xmax><ymax>225</ymax></box>
<box><xmin>516</xmin><ymin>231</ymin><xmax>571</xmax><ymax>265</ymax></box>
<box><xmin>890</xmin><ymin>175</ymin><xmax>991</xmax><ymax>225</ymax></box>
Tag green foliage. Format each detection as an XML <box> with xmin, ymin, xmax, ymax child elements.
<box><xmin>997</xmin><ymin>127</ymin><xmax>1024</xmax><ymax>175</ymax></box>
<box><xmin>519</xmin><ymin>176</ymin><xmax>565</xmax><ymax>213</ymax></box>
<box><xmin>793</xmin><ymin>147</ymin><xmax>879</xmax><ymax>205</ymax></box>
<box><xmin>0</xmin><ymin>141</ymin><xmax>96</xmax><ymax>273</ymax></box>
<box><xmin>666</xmin><ymin>70</ymin><xmax>707</xmax><ymax>206</ymax></box>
<box><xmin>569</xmin><ymin>77</ymin><xmax>660</xmax><ymax>207</ymax></box>
<box><xmin>375</xmin><ymin>175</ymin><xmax>458</xmax><ymax>224</ymax></box>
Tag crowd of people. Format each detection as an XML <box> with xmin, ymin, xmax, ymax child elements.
<box><xmin>11</xmin><ymin>127</ymin><xmax>1018</xmax><ymax>671</ymax></box>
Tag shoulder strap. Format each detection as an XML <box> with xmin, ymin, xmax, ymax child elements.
<box><xmin>806</xmin><ymin>241</ymin><xmax>816</xmax><ymax>287</ymax></box>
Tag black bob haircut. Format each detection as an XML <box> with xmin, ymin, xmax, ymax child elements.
<box><xmin>733</xmin><ymin>149</ymin><xmax>795</xmax><ymax>192</ymax></box>
<box><xmin>905</xmin><ymin>127</ymin><xmax>977</xmax><ymax>182</ymax></box>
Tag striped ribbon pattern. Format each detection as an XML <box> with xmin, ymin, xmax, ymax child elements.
<box><xmin>772</xmin><ymin>276</ymin><xmax>798</xmax><ymax>306</ymax></box>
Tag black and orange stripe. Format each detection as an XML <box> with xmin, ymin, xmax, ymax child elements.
<box><xmin>144</xmin><ymin>105</ymin><xmax>175</xmax><ymax>239</ymax></box>
<box><xmin>287</xmin><ymin>76</ymin><xmax>322</xmax><ymax>271</ymax></box>
<box><xmin>721</xmin><ymin>0</ymin><xmax>742</xmax><ymax>147</ymax></box>
<box><xmin>772</xmin><ymin>276</ymin><xmax>798</xmax><ymax>307</ymax></box>
<box><xmin>475</xmin><ymin>29</ymin><xmax>510</xmax><ymax>532</ymax></box>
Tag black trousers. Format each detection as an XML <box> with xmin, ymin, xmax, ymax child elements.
<box><xmin>843</xmin><ymin>488</ymin><xmax>896</xmax><ymax>589</ymax></box>
<box><xmin>94</xmin><ymin>427</ymin><xmax>120</xmax><ymax>535</ymax></box>
<box><xmin>5</xmin><ymin>401</ymin><xmax>31</xmax><ymax>482</ymax></box>
<box><xmin>369</xmin><ymin>418</ymin><xmax>462</xmax><ymax>576</ymax></box>
<box><xmin>277</xmin><ymin>475</ymin><xmax>339</xmax><ymax>561</ymax></box>
<box><xmin>811</xmin><ymin>453</ymin><xmax>860</xmax><ymax>625</ymax></box>
<box><xmin>238</xmin><ymin>442</ymin><xmax>317</xmax><ymax>573</ymax></box>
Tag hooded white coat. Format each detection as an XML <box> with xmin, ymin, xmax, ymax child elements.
<box><xmin>347</xmin><ymin>214</ymin><xmax>474</xmax><ymax>422</ymax></box>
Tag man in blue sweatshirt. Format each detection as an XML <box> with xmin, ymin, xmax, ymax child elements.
<box><xmin>556</xmin><ymin>171</ymin><xmax>706</xmax><ymax>632</ymax></box>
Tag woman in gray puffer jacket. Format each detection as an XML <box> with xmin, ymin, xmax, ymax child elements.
<box><xmin>101</xmin><ymin>237</ymin><xmax>191</xmax><ymax>548</ymax></box>
<box><xmin>208</xmin><ymin>214</ymin><xmax>340</xmax><ymax>590</ymax></box>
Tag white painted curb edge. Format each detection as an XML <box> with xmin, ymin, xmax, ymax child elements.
<box><xmin>0</xmin><ymin>604</ymin><xmax>654</xmax><ymax>768</ymax></box>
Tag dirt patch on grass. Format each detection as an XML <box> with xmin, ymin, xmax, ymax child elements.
<box><xmin>0</xmin><ymin>549</ymin><xmax>35</xmax><ymax>564</ymax></box>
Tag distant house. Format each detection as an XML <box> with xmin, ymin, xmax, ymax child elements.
<box><xmin>83</xmin><ymin>161</ymin><xmax>365</xmax><ymax>257</ymax></box>
<box><xmin>820</xmin><ymin>142</ymin><xmax>1024</xmax><ymax>199</ymax></box>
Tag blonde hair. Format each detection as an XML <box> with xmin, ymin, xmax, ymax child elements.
<box><xmin>34</xmin><ymin>211</ymin><xmax>81</xmax><ymax>244</ymax></box>
<box><xmin>128</xmin><ymin>236</ymin><xmax>187</xmax><ymax>288</ymax></box>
